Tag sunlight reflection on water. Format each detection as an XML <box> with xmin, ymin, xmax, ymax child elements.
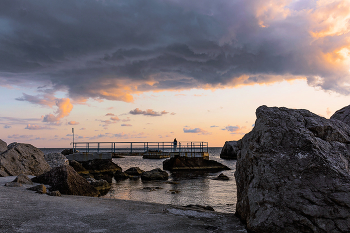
<box><xmin>104</xmin><ymin>147</ymin><xmax>237</xmax><ymax>213</ymax></box>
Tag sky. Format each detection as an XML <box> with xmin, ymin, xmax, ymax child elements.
<box><xmin>1</xmin><ymin>0</ymin><xmax>350</xmax><ymax>148</ymax></box>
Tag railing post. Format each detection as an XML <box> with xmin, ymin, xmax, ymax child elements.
<box><xmin>131</xmin><ymin>142</ymin><xmax>133</xmax><ymax>153</ymax></box>
<box><xmin>147</xmin><ymin>142</ymin><xmax>148</xmax><ymax>152</ymax></box>
<box><xmin>98</xmin><ymin>143</ymin><xmax>100</xmax><ymax>153</ymax></box>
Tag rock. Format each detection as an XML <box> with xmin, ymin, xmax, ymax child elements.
<box><xmin>0</xmin><ymin>139</ymin><xmax>7</xmax><ymax>154</ymax></box>
<box><xmin>61</xmin><ymin>148</ymin><xmax>78</xmax><ymax>155</ymax></box>
<box><xmin>27</xmin><ymin>184</ymin><xmax>46</xmax><ymax>194</ymax></box>
<box><xmin>235</xmin><ymin>105</ymin><xmax>350</xmax><ymax>233</ymax></box>
<box><xmin>80</xmin><ymin>159</ymin><xmax>122</xmax><ymax>183</ymax></box>
<box><xmin>44</xmin><ymin>153</ymin><xmax>69</xmax><ymax>168</ymax></box>
<box><xmin>69</xmin><ymin>160</ymin><xmax>88</xmax><ymax>173</ymax></box>
<box><xmin>213</xmin><ymin>173</ymin><xmax>229</xmax><ymax>180</ymax></box>
<box><xmin>86</xmin><ymin>177</ymin><xmax>111</xmax><ymax>196</ymax></box>
<box><xmin>47</xmin><ymin>190</ymin><xmax>61</xmax><ymax>196</ymax></box>
<box><xmin>220</xmin><ymin>141</ymin><xmax>239</xmax><ymax>159</ymax></box>
<box><xmin>114</xmin><ymin>171</ymin><xmax>129</xmax><ymax>181</ymax></box>
<box><xmin>4</xmin><ymin>182</ymin><xmax>22</xmax><ymax>187</ymax></box>
<box><xmin>31</xmin><ymin>165</ymin><xmax>99</xmax><ymax>197</ymax></box>
<box><xmin>141</xmin><ymin>168</ymin><xmax>168</xmax><ymax>181</ymax></box>
<box><xmin>184</xmin><ymin>205</ymin><xmax>215</xmax><ymax>211</ymax></box>
<box><xmin>13</xmin><ymin>174</ymin><xmax>33</xmax><ymax>184</ymax></box>
<box><xmin>125</xmin><ymin>167</ymin><xmax>144</xmax><ymax>176</ymax></box>
<box><xmin>331</xmin><ymin>104</ymin><xmax>350</xmax><ymax>126</ymax></box>
<box><xmin>143</xmin><ymin>187</ymin><xmax>162</xmax><ymax>191</ymax></box>
<box><xmin>0</xmin><ymin>143</ymin><xmax>51</xmax><ymax>177</ymax></box>
<box><xmin>163</xmin><ymin>157</ymin><xmax>230</xmax><ymax>171</ymax></box>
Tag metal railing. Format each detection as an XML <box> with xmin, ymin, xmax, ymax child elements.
<box><xmin>72</xmin><ymin>141</ymin><xmax>208</xmax><ymax>154</ymax></box>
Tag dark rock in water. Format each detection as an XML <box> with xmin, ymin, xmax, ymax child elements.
<box><xmin>163</xmin><ymin>157</ymin><xmax>230</xmax><ymax>171</ymax></box>
<box><xmin>48</xmin><ymin>190</ymin><xmax>61</xmax><ymax>196</ymax></box>
<box><xmin>141</xmin><ymin>168</ymin><xmax>168</xmax><ymax>181</ymax></box>
<box><xmin>213</xmin><ymin>173</ymin><xmax>229</xmax><ymax>180</ymax></box>
<box><xmin>143</xmin><ymin>187</ymin><xmax>162</xmax><ymax>191</ymax></box>
<box><xmin>220</xmin><ymin>141</ymin><xmax>239</xmax><ymax>160</ymax></box>
<box><xmin>27</xmin><ymin>184</ymin><xmax>46</xmax><ymax>194</ymax></box>
<box><xmin>13</xmin><ymin>174</ymin><xmax>33</xmax><ymax>185</ymax></box>
<box><xmin>331</xmin><ymin>104</ymin><xmax>350</xmax><ymax>126</ymax></box>
<box><xmin>125</xmin><ymin>167</ymin><xmax>144</xmax><ymax>176</ymax></box>
<box><xmin>4</xmin><ymin>182</ymin><xmax>22</xmax><ymax>187</ymax></box>
<box><xmin>80</xmin><ymin>159</ymin><xmax>122</xmax><ymax>183</ymax></box>
<box><xmin>0</xmin><ymin>142</ymin><xmax>50</xmax><ymax>177</ymax></box>
<box><xmin>114</xmin><ymin>171</ymin><xmax>129</xmax><ymax>181</ymax></box>
<box><xmin>61</xmin><ymin>148</ymin><xmax>79</xmax><ymax>155</ymax></box>
<box><xmin>0</xmin><ymin>139</ymin><xmax>7</xmax><ymax>154</ymax></box>
<box><xmin>86</xmin><ymin>177</ymin><xmax>111</xmax><ymax>196</ymax></box>
<box><xmin>235</xmin><ymin>105</ymin><xmax>350</xmax><ymax>233</ymax></box>
<box><xmin>32</xmin><ymin>165</ymin><xmax>99</xmax><ymax>197</ymax></box>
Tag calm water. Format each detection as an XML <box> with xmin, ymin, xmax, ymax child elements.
<box><xmin>40</xmin><ymin>147</ymin><xmax>237</xmax><ymax>213</ymax></box>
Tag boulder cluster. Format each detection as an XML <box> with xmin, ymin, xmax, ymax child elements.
<box><xmin>1</xmin><ymin>141</ymin><xmax>169</xmax><ymax>197</ymax></box>
<box><xmin>234</xmin><ymin>105</ymin><xmax>350</xmax><ymax>233</ymax></box>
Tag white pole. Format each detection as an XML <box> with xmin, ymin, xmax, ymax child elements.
<box><xmin>72</xmin><ymin>128</ymin><xmax>74</xmax><ymax>152</ymax></box>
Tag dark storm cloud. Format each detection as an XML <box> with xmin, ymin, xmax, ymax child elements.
<box><xmin>1</xmin><ymin>0</ymin><xmax>349</xmax><ymax>100</ymax></box>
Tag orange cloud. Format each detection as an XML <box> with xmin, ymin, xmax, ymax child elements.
<box><xmin>68</xmin><ymin>121</ymin><xmax>79</xmax><ymax>125</ymax></box>
<box><xmin>43</xmin><ymin>98</ymin><xmax>73</xmax><ymax>123</ymax></box>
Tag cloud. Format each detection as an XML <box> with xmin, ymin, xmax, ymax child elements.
<box><xmin>42</xmin><ymin>98</ymin><xmax>73</xmax><ymax>123</ymax></box>
<box><xmin>3</xmin><ymin>125</ymin><xmax>11</xmax><ymax>129</ymax></box>
<box><xmin>183</xmin><ymin>127</ymin><xmax>211</xmax><ymax>135</ymax></box>
<box><xmin>68</xmin><ymin>121</ymin><xmax>79</xmax><ymax>125</ymax></box>
<box><xmin>8</xmin><ymin>134</ymin><xmax>33</xmax><ymax>139</ymax></box>
<box><xmin>222</xmin><ymin>125</ymin><xmax>246</xmax><ymax>134</ymax></box>
<box><xmin>129</xmin><ymin>108</ymin><xmax>169</xmax><ymax>116</ymax></box>
<box><xmin>105</xmin><ymin>113</ymin><xmax>114</xmax><ymax>116</ymax></box>
<box><xmin>80</xmin><ymin>128</ymin><xmax>86</xmax><ymax>130</ymax></box>
<box><xmin>210</xmin><ymin>125</ymin><xmax>219</xmax><ymax>128</ymax></box>
<box><xmin>121</xmin><ymin>124</ymin><xmax>132</xmax><ymax>127</ymax></box>
<box><xmin>16</xmin><ymin>93</ymin><xmax>56</xmax><ymax>107</ymax></box>
<box><xmin>1</xmin><ymin>0</ymin><xmax>350</xmax><ymax>100</ymax></box>
<box><xmin>110</xmin><ymin>116</ymin><xmax>120</xmax><ymax>121</ymax></box>
<box><xmin>25</xmin><ymin>124</ymin><xmax>52</xmax><ymax>130</ymax></box>
<box><xmin>122</xmin><ymin>117</ymin><xmax>131</xmax><ymax>122</ymax></box>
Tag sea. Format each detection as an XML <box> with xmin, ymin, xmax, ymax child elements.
<box><xmin>40</xmin><ymin>147</ymin><xmax>237</xmax><ymax>214</ymax></box>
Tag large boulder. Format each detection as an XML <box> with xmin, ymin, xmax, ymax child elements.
<box><xmin>0</xmin><ymin>139</ymin><xmax>7</xmax><ymax>154</ymax></box>
<box><xmin>32</xmin><ymin>165</ymin><xmax>99</xmax><ymax>197</ymax></box>
<box><xmin>141</xmin><ymin>168</ymin><xmax>168</xmax><ymax>181</ymax></box>
<box><xmin>331</xmin><ymin>105</ymin><xmax>350</xmax><ymax>126</ymax></box>
<box><xmin>235</xmin><ymin>105</ymin><xmax>350</xmax><ymax>233</ymax></box>
<box><xmin>0</xmin><ymin>143</ymin><xmax>50</xmax><ymax>177</ymax></box>
<box><xmin>220</xmin><ymin>141</ymin><xmax>239</xmax><ymax>159</ymax></box>
<box><xmin>44</xmin><ymin>153</ymin><xmax>69</xmax><ymax>168</ymax></box>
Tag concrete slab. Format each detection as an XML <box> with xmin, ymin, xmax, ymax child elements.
<box><xmin>0</xmin><ymin>176</ymin><xmax>247</xmax><ymax>233</ymax></box>
<box><xmin>66</xmin><ymin>152</ymin><xmax>112</xmax><ymax>162</ymax></box>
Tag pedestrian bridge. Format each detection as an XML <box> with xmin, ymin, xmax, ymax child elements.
<box><xmin>68</xmin><ymin>141</ymin><xmax>209</xmax><ymax>161</ymax></box>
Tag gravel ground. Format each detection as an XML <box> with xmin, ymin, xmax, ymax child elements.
<box><xmin>0</xmin><ymin>176</ymin><xmax>247</xmax><ymax>233</ymax></box>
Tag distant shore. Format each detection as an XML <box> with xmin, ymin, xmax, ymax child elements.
<box><xmin>0</xmin><ymin>176</ymin><xmax>247</xmax><ymax>232</ymax></box>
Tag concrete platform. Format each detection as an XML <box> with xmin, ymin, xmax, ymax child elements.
<box><xmin>0</xmin><ymin>176</ymin><xmax>247</xmax><ymax>233</ymax></box>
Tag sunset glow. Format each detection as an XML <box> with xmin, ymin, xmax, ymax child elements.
<box><xmin>1</xmin><ymin>0</ymin><xmax>350</xmax><ymax>148</ymax></box>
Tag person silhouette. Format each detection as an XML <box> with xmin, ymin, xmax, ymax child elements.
<box><xmin>173</xmin><ymin>138</ymin><xmax>177</xmax><ymax>152</ymax></box>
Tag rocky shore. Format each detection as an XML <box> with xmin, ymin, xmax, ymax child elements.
<box><xmin>0</xmin><ymin>176</ymin><xmax>247</xmax><ymax>232</ymax></box>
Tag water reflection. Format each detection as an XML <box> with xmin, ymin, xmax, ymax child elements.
<box><xmin>103</xmin><ymin>147</ymin><xmax>237</xmax><ymax>213</ymax></box>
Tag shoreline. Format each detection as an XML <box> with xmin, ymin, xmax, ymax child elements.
<box><xmin>0</xmin><ymin>176</ymin><xmax>247</xmax><ymax>232</ymax></box>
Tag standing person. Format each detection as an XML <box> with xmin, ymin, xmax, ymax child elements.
<box><xmin>173</xmin><ymin>138</ymin><xmax>177</xmax><ymax>152</ymax></box>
